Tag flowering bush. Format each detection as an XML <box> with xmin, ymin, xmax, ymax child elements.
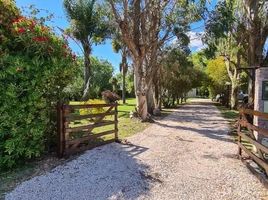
<box><xmin>0</xmin><ymin>1</ymin><xmax>77</xmax><ymax>169</ymax></box>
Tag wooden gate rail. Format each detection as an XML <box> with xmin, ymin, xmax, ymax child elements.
<box><xmin>238</xmin><ymin>108</ymin><xmax>268</xmax><ymax>174</ymax></box>
<box><xmin>57</xmin><ymin>102</ymin><xmax>118</xmax><ymax>157</ymax></box>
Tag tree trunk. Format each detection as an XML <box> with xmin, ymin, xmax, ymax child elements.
<box><xmin>146</xmin><ymin>83</ymin><xmax>155</xmax><ymax>114</ymax></box>
<box><xmin>122</xmin><ymin>69</ymin><xmax>126</xmax><ymax>104</ymax></box>
<box><xmin>230</xmin><ymin>83</ymin><xmax>238</xmax><ymax>109</ymax></box>
<box><xmin>81</xmin><ymin>41</ymin><xmax>91</xmax><ymax>101</ymax></box>
<box><xmin>134</xmin><ymin>60</ymin><xmax>148</xmax><ymax>121</ymax></box>
<box><xmin>121</xmin><ymin>49</ymin><xmax>127</xmax><ymax>104</ymax></box>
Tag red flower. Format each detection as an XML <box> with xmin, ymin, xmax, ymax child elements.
<box><xmin>17</xmin><ymin>28</ymin><xmax>26</xmax><ymax>33</ymax></box>
<box><xmin>29</xmin><ymin>20</ymin><xmax>36</xmax><ymax>30</ymax></box>
<box><xmin>13</xmin><ymin>16</ymin><xmax>26</xmax><ymax>24</ymax></box>
<box><xmin>72</xmin><ymin>54</ymin><xmax>76</xmax><ymax>61</ymax></box>
<box><xmin>62</xmin><ymin>44</ymin><xmax>67</xmax><ymax>49</ymax></box>
<box><xmin>33</xmin><ymin>36</ymin><xmax>49</xmax><ymax>42</ymax></box>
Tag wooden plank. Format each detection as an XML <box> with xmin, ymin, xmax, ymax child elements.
<box><xmin>239</xmin><ymin>119</ymin><xmax>268</xmax><ymax>137</ymax></box>
<box><xmin>65</xmin><ymin>120</ymin><xmax>116</xmax><ymax>133</ymax></box>
<box><xmin>240</xmin><ymin>108</ymin><xmax>268</xmax><ymax>119</ymax></box>
<box><xmin>64</xmin><ymin>103</ymin><xmax>116</xmax><ymax>109</ymax></box>
<box><xmin>65</xmin><ymin>111</ymin><xmax>115</xmax><ymax>122</ymax></box>
<box><xmin>238</xmin><ymin>132</ymin><xmax>268</xmax><ymax>154</ymax></box>
<box><xmin>65</xmin><ymin>138</ymin><xmax>116</xmax><ymax>155</ymax></box>
<box><xmin>238</xmin><ymin>142</ymin><xmax>268</xmax><ymax>174</ymax></box>
<box><xmin>66</xmin><ymin>130</ymin><xmax>116</xmax><ymax>145</ymax></box>
<box><xmin>239</xmin><ymin>117</ymin><xmax>267</xmax><ymax>160</ymax></box>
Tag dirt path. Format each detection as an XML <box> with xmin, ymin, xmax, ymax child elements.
<box><xmin>6</xmin><ymin>99</ymin><xmax>267</xmax><ymax>200</ymax></box>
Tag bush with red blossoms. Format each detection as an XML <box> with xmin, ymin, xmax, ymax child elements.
<box><xmin>0</xmin><ymin>1</ymin><xmax>78</xmax><ymax>169</ymax></box>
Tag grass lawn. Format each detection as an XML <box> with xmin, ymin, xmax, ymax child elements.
<box><xmin>215</xmin><ymin>103</ymin><xmax>239</xmax><ymax>135</ymax></box>
<box><xmin>1</xmin><ymin>98</ymin><xmax>173</xmax><ymax>198</ymax></box>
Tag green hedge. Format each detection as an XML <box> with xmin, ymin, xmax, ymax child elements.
<box><xmin>0</xmin><ymin>1</ymin><xmax>77</xmax><ymax>169</ymax></box>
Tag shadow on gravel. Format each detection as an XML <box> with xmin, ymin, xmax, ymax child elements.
<box><xmin>6</xmin><ymin>143</ymin><xmax>156</xmax><ymax>200</ymax></box>
<box><xmin>155</xmin><ymin>122</ymin><xmax>233</xmax><ymax>143</ymax></box>
<box><xmin>155</xmin><ymin>102</ymin><xmax>233</xmax><ymax>143</ymax></box>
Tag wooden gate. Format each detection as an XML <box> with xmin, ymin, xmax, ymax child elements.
<box><xmin>57</xmin><ymin>102</ymin><xmax>118</xmax><ymax>157</ymax></box>
<box><xmin>237</xmin><ymin>108</ymin><xmax>268</xmax><ymax>174</ymax></box>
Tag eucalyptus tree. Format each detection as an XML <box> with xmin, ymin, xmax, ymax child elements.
<box><xmin>63</xmin><ymin>0</ymin><xmax>111</xmax><ymax>100</ymax></box>
<box><xmin>204</xmin><ymin>0</ymin><xmax>268</xmax><ymax>105</ymax></box>
<box><xmin>242</xmin><ymin>0</ymin><xmax>268</xmax><ymax>103</ymax></box>
<box><xmin>204</xmin><ymin>0</ymin><xmax>247</xmax><ymax>109</ymax></box>
<box><xmin>108</xmin><ymin>0</ymin><xmax>206</xmax><ymax>120</ymax></box>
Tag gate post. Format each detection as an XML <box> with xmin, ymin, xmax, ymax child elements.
<box><xmin>57</xmin><ymin>102</ymin><xmax>64</xmax><ymax>157</ymax></box>
<box><xmin>114</xmin><ymin>103</ymin><xmax>119</xmax><ymax>141</ymax></box>
<box><xmin>237</xmin><ymin>111</ymin><xmax>242</xmax><ymax>158</ymax></box>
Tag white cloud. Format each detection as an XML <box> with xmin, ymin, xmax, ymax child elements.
<box><xmin>187</xmin><ymin>31</ymin><xmax>205</xmax><ymax>51</ymax></box>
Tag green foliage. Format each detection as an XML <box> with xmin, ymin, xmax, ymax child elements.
<box><xmin>206</xmin><ymin>56</ymin><xmax>230</xmax><ymax>97</ymax></box>
<box><xmin>63</xmin><ymin>0</ymin><xmax>111</xmax><ymax>44</ymax></box>
<box><xmin>160</xmin><ymin>47</ymin><xmax>204</xmax><ymax>107</ymax></box>
<box><xmin>65</xmin><ymin>57</ymin><xmax>113</xmax><ymax>99</ymax></box>
<box><xmin>0</xmin><ymin>0</ymin><xmax>20</xmax><ymax>53</ymax></box>
<box><xmin>115</xmin><ymin>72</ymin><xmax>135</xmax><ymax>97</ymax></box>
<box><xmin>0</xmin><ymin>7</ymin><xmax>77</xmax><ymax>169</ymax></box>
<box><xmin>89</xmin><ymin>58</ymin><xmax>113</xmax><ymax>98</ymax></box>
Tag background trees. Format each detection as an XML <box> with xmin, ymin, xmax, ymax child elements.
<box><xmin>206</xmin><ymin>57</ymin><xmax>229</xmax><ymax>98</ymax></box>
<box><xmin>108</xmin><ymin>0</ymin><xmax>206</xmax><ymax>120</ymax></box>
<box><xmin>204</xmin><ymin>0</ymin><xmax>268</xmax><ymax>108</ymax></box>
<box><xmin>64</xmin><ymin>57</ymin><xmax>114</xmax><ymax>100</ymax></box>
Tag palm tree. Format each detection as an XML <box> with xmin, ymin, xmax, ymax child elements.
<box><xmin>63</xmin><ymin>0</ymin><xmax>110</xmax><ymax>100</ymax></box>
<box><xmin>112</xmin><ymin>38</ymin><xmax>129</xmax><ymax>104</ymax></box>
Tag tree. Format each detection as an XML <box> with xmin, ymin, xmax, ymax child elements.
<box><xmin>160</xmin><ymin>46</ymin><xmax>200</xmax><ymax>107</ymax></box>
<box><xmin>241</xmin><ymin>0</ymin><xmax>268</xmax><ymax>103</ymax></box>
<box><xmin>64</xmin><ymin>56</ymin><xmax>114</xmax><ymax>99</ymax></box>
<box><xmin>204</xmin><ymin>0</ymin><xmax>246</xmax><ymax>109</ymax></box>
<box><xmin>206</xmin><ymin>57</ymin><xmax>230</xmax><ymax>98</ymax></box>
<box><xmin>112</xmin><ymin>36</ymin><xmax>129</xmax><ymax>104</ymax></box>
<box><xmin>108</xmin><ymin>0</ymin><xmax>206</xmax><ymax>120</ymax></box>
<box><xmin>204</xmin><ymin>0</ymin><xmax>268</xmax><ymax>104</ymax></box>
<box><xmin>63</xmin><ymin>0</ymin><xmax>111</xmax><ymax>100</ymax></box>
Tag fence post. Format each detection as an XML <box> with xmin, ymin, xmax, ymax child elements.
<box><xmin>237</xmin><ymin>110</ymin><xmax>242</xmax><ymax>158</ymax></box>
<box><xmin>114</xmin><ymin>103</ymin><xmax>119</xmax><ymax>142</ymax></box>
<box><xmin>57</xmin><ymin>102</ymin><xmax>64</xmax><ymax>157</ymax></box>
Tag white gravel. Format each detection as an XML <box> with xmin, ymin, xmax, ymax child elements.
<box><xmin>6</xmin><ymin>99</ymin><xmax>268</xmax><ymax>200</ymax></box>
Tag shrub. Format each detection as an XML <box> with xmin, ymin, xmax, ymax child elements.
<box><xmin>70</xmin><ymin>99</ymin><xmax>105</xmax><ymax>115</ymax></box>
<box><xmin>0</xmin><ymin>4</ymin><xmax>77</xmax><ymax>169</ymax></box>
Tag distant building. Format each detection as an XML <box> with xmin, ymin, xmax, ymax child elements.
<box><xmin>187</xmin><ymin>88</ymin><xmax>197</xmax><ymax>98</ymax></box>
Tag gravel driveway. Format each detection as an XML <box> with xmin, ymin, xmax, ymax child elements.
<box><xmin>6</xmin><ymin>99</ymin><xmax>267</xmax><ymax>200</ymax></box>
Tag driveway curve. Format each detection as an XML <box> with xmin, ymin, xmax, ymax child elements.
<box><xmin>6</xmin><ymin>99</ymin><xmax>267</xmax><ymax>200</ymax></box>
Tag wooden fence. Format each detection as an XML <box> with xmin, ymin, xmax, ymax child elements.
<box><xmin>57</xmin><ymin>102</ymin><xmax>118</xmax><ymax>157</ymax></box>
<box><xmin>238</xmin><ymin>108</ymin><xmax>268</xmax><ymax>174</ymax></box>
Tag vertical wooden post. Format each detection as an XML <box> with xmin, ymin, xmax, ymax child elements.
<box><xmin>237</xmin><ymin>111</ymin><xmax>242</xmax><ymax>158</ymax></box>
<box><xmin>57</xmin><ymin>102</ymin><xmax>64</xmax><ymax>157</ymax></box>
<box><xmin>114</xmin><ymin>103</ymin><xmax>119</xmax><ymax>142</ymax></box>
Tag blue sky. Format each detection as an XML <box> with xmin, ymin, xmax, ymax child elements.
<box><xmin>15</xmin><ymin>0</ymin><xmax>217</xmax><ymax>71</ymax></box>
